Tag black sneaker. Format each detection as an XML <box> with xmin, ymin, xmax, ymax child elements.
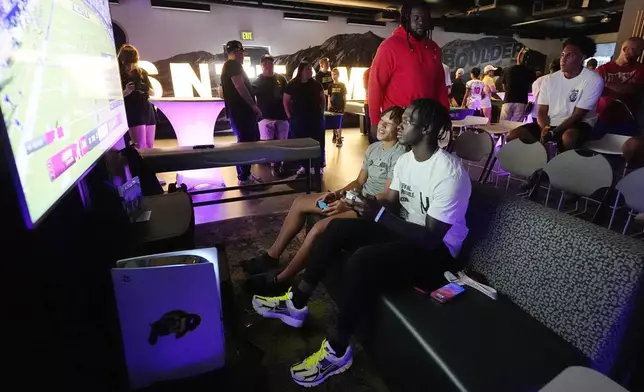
<box><xmin>244</xmin><ymin>270</ymin><xmax>293</xmax><ymax>296</ymax></box>
<box><xmin>241</xmin><ymin>252</ymin><xmax>280</xmax><ymax>275</ymax></box>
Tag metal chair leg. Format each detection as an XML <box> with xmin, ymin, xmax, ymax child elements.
<box><xmin>607</xmin><ymin>191</ymin><xmax>621</xmax><ymax>230</ymax></box>
<box><xmin>557</xmin><ymin>192</ymin><xmax>565</xmax><ymax>211</ymax></box>
<box><xmin>623</xmin><ymin>209</ymin><xmax>634</xmax><ymax>235</ymax></box>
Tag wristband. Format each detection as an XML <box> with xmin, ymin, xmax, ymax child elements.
<box><xmin>374</xmin><ymin>206</ymin><xmax>386</xmax><ymax>223</ymax></box>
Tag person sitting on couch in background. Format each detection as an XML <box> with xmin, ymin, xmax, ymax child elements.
<box><xmin>241</xmin><ymin>107</ymin><xmax>407</xmax><ymax>286</ymax></box>
<box><xmin>252</xmin><ymin>98</ymin><xmax>471</xmax><ymax>387</ymax></box>
<box><xmin>506</xmin><ymin>36</ymin><xmax>604</xmax><ymax>152</ymax></box>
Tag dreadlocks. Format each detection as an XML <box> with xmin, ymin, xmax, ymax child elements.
<box><xmin>381</xmin><ymin>105</ymin><xmax>405</xmax><ymax>125</ymax></box>
<box><xmin>408</xmin><ymin>98</ymin><xmax>451</xmax><ymax>153</ymax></box>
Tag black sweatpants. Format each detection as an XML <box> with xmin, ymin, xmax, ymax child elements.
<box><xmin>289</xmin><ymin>115</ymin><xmax>325</xmax><ymax>168</ymax></box>
<box><xmin>230</xmin><ymin>114</ymin><xmax>260</xmax><ymax>181</ymax></box>
<box><xmin>299</xmin><ymin>218</ymin><xmax>455</xmax><ymax>349</ymax></box>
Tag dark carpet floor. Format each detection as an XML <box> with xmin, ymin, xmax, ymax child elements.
<box><xmin>193</xmin><ymin>212</ymin><xmax>389</xmax><ymax>392</ymax></box>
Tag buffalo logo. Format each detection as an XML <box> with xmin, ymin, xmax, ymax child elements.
<box><xmin>569</xmin><ymin>89</ymin><xmax>579</xmax><ymax>103</ymax></box>
<box><xmin>148</xmin><ymin>310</ymin><xmax>201</xmax><ymax>345</ymax></box>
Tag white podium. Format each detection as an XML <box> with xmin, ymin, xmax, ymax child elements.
<box><xmin>151</xmin><ymin>98</ymin><xmax>227</xmax><ymax>190</ymax></box>
<box><xmin>111</xmin><ymin>247</ymin><xmax>225</xmax><ymax>390</ymax></box>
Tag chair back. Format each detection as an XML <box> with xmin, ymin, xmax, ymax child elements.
<box><xmin>496</xmin><ymin>139</ymin><xmax>548</xmax><ymax>178</ymax></box>
<box><xmin>544</xmin><ymin>150</ymin><xmax>613</xmax><ymax>197</ymax></box>
<box><xmin>616</xmin><ymin>168</ymin><xmax>644</xmax><ymax>213</ymax></box>
<box><xmin>453</xmin><ymin>131</ymin><xmax>494</xmax><ymax>162</ymax></box>
<box><xmin>584</xmin><ymin>133</ymin><xmax>631</xmax><ymax>155</ymax></box>
<box><xmin>463</xmin><ymin>115</ymin><xmax>490</xmax><ymax>127</ymax></box>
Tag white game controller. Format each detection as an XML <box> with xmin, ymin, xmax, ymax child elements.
<box><xmin>343</xmin><ymin>189</ymin><xmax>364</xmax><ymax>205</ymax></box>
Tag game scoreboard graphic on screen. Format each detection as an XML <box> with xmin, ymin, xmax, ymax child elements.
<box><xmin>0</xmin><ymin>0</ymin><xmax>128</xmax><ymax>226</ymax></box>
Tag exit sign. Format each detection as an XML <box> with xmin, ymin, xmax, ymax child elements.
<box><xmin>241</xmin><ymin>31</ymin><xmax>253</xmax><ymax>41</ymax></box>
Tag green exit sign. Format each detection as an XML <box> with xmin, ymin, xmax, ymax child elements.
<box><xmin>241</xmin><ymin>31</ymin><xmax>253</xmax><ymax>41</ymax></box>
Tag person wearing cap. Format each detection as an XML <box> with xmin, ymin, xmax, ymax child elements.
<box><xmin>253</xmin><ymin>54</ymin><xmax>289</xmax><ymax>176</ymax></box>
<box><xmin>221</xmin><ymin>40</ymin><xmax>263</xmax><ymax>186</ymax></box>
<box><xmin>451</xmin><ymin>68</ymin><xmax>466</xmax><ymax>107</ymax></box>
<box><xmin>500</xmin><ymin>48</ymin><xmax>536</xmax><ymax>122</ymax></box>
<box><xmin>482</xmin><ymin>64</ymin><xmax>499</xmax><ymax>100</ymax></box>
<box><xmin>367</xmin><ymin>1</ymin><xmax>449</xmax><ymax>140</ymax></box>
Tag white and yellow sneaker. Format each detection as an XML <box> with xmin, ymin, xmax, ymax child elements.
<box><xmin>252</xmin><ymin>288</ymin><xmax>309</xmax><ymax>328</ymax></box>
<box><xmin>290</xmin><ymin>339</ymin><xmax>353</xmax><ymax>387</ymax></box>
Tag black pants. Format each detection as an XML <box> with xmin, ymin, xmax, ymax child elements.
<box><xmin>301</xmin><ymin>218</ymin><xmax>454</xmax><ymax>347</ymax></box>
<box><xmin>364</xmin><ymin>103</ymin><xmax>376</xmax><ymax>144</ymax></box>
<box><xmin>230</xmin><ymin>114</ymin><xmax>260</xmax><ymax>181</ymax></box>
<box><xmin>290</xmin><ymin>115</ymin><xmax>325</xmax><ymax>168</ymax></box>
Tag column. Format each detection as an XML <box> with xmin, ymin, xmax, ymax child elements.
<box><xmin>614</xmin><ymin>0</ymin><xmax>644</xmax><ymax>59</ymax></box>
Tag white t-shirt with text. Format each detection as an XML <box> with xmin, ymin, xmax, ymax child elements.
<box><xmin>465</xmin><ymin>79</ymin><xmax>491</xmax><ymax>109</ymax></box>
<box><xmin>389</xmin><ymin>149</ymin><xmax>472</xmax><ymax>258</ymax></box>
<box><xmin>537</xmin><ymin>68</ymin><xmax>604</xmax><ymax>127</ymax></box>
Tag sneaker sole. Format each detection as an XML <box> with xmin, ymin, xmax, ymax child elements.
<box><xmin>252</xmin><ymin>300</ymin><xmax>305</xmax><ymax>328</ymax></box>
<box><xmin>291</xmin><ymin>359</ymin><xmax>353</xmax><ymax>388</ymax></box>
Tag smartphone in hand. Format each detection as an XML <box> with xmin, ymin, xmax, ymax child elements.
<box><xmin>317</xmin><ymin>200</ymin><xmax>328</xmax><ymax>210</ymax></box>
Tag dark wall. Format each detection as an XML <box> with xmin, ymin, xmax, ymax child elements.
<box><xmin>4</xmin><ymin>159</ymin><xmax>127</xmax><ymax>391</ymax></box>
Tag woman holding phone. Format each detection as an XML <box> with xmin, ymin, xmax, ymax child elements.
<box><xmin>118</xmin><ymin>44</ymin><xmax>156</xmax><ymax>148</ymax></box>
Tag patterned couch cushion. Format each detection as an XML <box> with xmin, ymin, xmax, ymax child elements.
<box><xmin>460</xmin><ymin>184</ymin><xmax>644</xmax><ymax>375</ymax></box>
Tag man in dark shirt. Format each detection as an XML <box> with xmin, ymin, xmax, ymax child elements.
<box><xmin>450</xmin><ymin>68</ymin><xmax>466</xmax><ymax>107</ymax></box>
<box><xmin>500</xmin><ymin>48</ymin><xmax>536</xmax><ymax>122</ymax></box>
<box><xmin>221</xmin><ymin>40</ymin><xmax>263</xmax><ymax>186</ymax></box>
<box><xmin>253</xmin><ymin>54</ymin><xmax>289</xmax><ymax>176</ymax></box>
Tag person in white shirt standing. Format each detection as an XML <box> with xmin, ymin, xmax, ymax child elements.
<box><xmin>507</xmin><ymin>36</ymin><xmax>604</xmax><ymax>151</ymax></box>
<box><xmin>250</xmin><ymin>98</ymin><xmax>471</xmax><ymax>387</ymax></box>
<box><xmin>462</xmin><ymin>67</ymin><xmax>492</xmax><ymax>120</ymax></box>
<box><xmin>443</xmin><ymin>63</ymin><xmax>452</xmax><ymax>95</ymax></box>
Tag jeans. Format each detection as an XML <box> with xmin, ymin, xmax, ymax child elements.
<box><xmin>290</xmin><ymin>115</ymin><xmax>325</xmax><ymax>168</ymax></box>
<box><xmin>299</xmin><ymin>218</ymin><xmax>455</xmax><ymax>348</ymax></box>
<box><xmin>230</xmin><ymin>114</ymin><xmax>260</xmax><ymax>181</ymax></box>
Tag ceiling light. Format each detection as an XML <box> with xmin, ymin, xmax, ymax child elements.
<box><xmin>571</xmin><ymin>15</ymin><xmax>586</xmax><ymax>23</ymax></box>
<box><xmin>283</xmin><ymin>12</ymin><xmax>328</xmax><ymax>23</ymax></box>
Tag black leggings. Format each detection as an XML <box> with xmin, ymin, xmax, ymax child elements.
<box><xmin>298</xmin><ymin>218</ymin><xmax>454</xmax><ymax>350</ymax></box>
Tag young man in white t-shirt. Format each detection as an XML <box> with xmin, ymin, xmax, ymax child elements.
<box><xmin>507</xmin><ymin>36</ymin><xmax>604</xmax><ymax>151</ymax></box>
<box><xmin>251</xmin><ymin>98</ymin><xmax>471</xmax><ymax>387</ymax></box>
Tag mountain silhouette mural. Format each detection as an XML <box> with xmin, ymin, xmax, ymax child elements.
<box><xmin>150</xmin><ymin>31</ymin><xmax>385</xmax><ymax>97</ymax></box>
<box><xmin>273</xmin><ymin>31</ymin><xmax>385</xmax><ymax>75</ymax></box>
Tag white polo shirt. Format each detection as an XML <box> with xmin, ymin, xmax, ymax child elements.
<box><xmin>389</xmin><ymin>149</ymin><xmax>472</xmax><ymax>258</ymax></box>
<box><xmin>537</xmin><ymin>68</ymin><xmax>604</xmax><ymax>127</ymax></box>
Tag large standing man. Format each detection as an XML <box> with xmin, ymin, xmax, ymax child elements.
<box><xmin>221</xmin><ymin>40</ymin><xmax>263</xmax><ymax>186</ymax></box>
<box><xmin>368</xmin><ymin>1</ymin><xmax>449</xmax><ymax>140</ymax></box>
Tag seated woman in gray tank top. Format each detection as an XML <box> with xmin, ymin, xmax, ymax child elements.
<box><xmin>242</xmin><ymin>106</ymin><xmax>407</xmax><ymax>291</ymax></box>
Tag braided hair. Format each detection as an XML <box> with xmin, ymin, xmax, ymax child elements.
<box><xmin>381</xmin><ymin>105</ymin><xmax>405</xmax><ymax>125</ymax></box>
<box><xmin>408</xmin><ymin>98</ymin><xmax>451</xmax><ymax>153</ymax></box>
<box><xmin>400</xmin><ymin>1</ymin><xmax>433</xmax><ymax>50</ymax></box>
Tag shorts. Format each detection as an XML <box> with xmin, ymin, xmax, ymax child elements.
<box><xmin>325</xmin><ymin>112</ymin><xmax>344</xmax><ymax>129</ymax></box>
<box><xmin>126</xmin><ymin>101</ymin><xmax>156</xmax><ymax>127</ymax></box>
<box><xmin>259</xmin><ymin>119</ymin><xmax>289</xmax><ymax>140</ymax></box>
<box><xmin>520</xmin><ymin>121</ymin><xmax>599</xmax><ymax>143</ymax></box>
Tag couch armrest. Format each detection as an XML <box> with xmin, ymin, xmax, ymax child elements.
<box><xmin>362</xmin><ymin>287</ymin><xmax>589</xmax><ymax>392</ymax></box>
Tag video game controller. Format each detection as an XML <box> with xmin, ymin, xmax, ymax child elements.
<box><xmin>343</xmin><ymin>189</ymin><xmax>363</xmax><ymax>205</ymax></box>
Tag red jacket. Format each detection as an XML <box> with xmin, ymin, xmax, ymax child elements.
<box><xmin>368</xmin><ymin>26</ymin><xmax>449</xmax><ymax>125</ymax></box>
